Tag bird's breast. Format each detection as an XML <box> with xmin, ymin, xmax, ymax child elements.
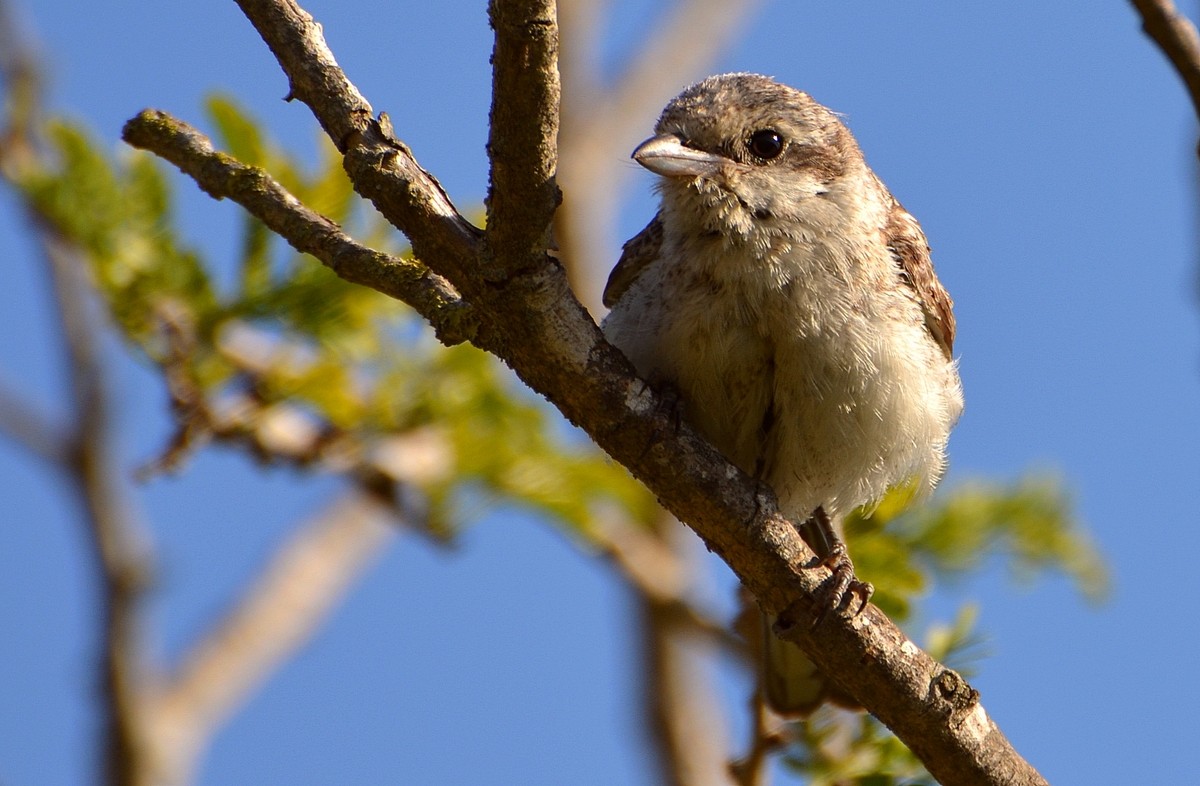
<box><xmin>603</xmin><ymin>228</ymin><xmax>961</xmax><ymax>519</ymax></box>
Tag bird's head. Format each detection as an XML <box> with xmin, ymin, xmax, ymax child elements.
<box><xmin>634</xmin><ymin>73</ymin><xmax>863</xmax><ymax>242</ymax></box>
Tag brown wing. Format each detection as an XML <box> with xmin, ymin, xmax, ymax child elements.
<box><xmin>883</xmin><ymin>199</ymin><xmax>956</xmax><ymax>359</ymax></box>
<box><xmin>603</xmin><ymin>214</ymin><xmax>664</xmax><ymax>308</ymax></box>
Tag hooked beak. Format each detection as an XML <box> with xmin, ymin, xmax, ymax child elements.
<box><xmin>631</xmin><ymin>134</ymin><xmax>724</xmax><ymax>178</ymax></box>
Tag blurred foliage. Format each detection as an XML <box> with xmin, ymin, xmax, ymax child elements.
<box><xmin>3</xmin><ymin>95</ymin><xmax>1108</xmax><ymax>785</ymax></box>
<box><xmin>781</xmin><ymin>480</ymin><xmax>1108</xmax><ymax>784</ymax></box>
<box><xmin>785</xmin><ymin>708</ymin><xmax>933</xmax><ymax>786</ymax></box>
<box><xmin>777</xmin><ymin>602</ymin><xmax>986</xmax><ymax>785</ymax></box>
<box><xmin>8</xmin><ymin>96</ymin><xmax>655</xmax><ymax>541</ymax></box>
<box><xmin>849</xmin><ymin>477</ymin><xmax>1108</xmax><ymax>621</ymax></box>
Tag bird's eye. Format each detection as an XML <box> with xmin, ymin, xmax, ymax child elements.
<box><xmin>748</xmin><ymin>129</ymin><xmax>784</xmax><ymax>160</ymax></box>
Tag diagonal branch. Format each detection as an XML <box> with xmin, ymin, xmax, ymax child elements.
<box><xmin>153</xmin><ymin>490</ymin><xmax>396</xmax><ymax>782</ymax></box>
<box><xmin>0</xmin><ymin>381</ymin><xmax>72</xmax><ymax>465</ymax></box>
<box><xmin>556</xmin><ymin>0</ymin><xmax>760</xmax><ymax>310</ymax></box>
<box><xmin>1130</xmin><ymin>0</ymin><xmax>1200</xmax><ymax>154</ymax></box>
<box><xmin>121</xmin><ymin>109</ymin><xmax>478</xmax><ymax>346</ymax></box>
<box><xmin>123</xmin><ymin>2</ymin><xmax>1051</xmax><ymax>783</ymax></box>
<box><xmin>117</xmin><ymin>115</ymin><xmax>732</xmax><ymax>652</ymax></box>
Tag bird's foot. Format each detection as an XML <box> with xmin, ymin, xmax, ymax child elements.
<box><xmin>811</xmin><ymin>542</ymin><xmax>873</xmax><ymax>628</ymax></box>
<box><xmin>633</xmin><ymin>381</ymin><xmax>686</xmax><ymax>463</ymax></box>
<box><xmin>654</xmin><ymin>381</ymin><xmax>684</xmax><ymax>434</ymax></box>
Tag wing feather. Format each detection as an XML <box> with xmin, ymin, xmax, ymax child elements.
<box><xmin>603</xmin><ymin>214</ymin><xmax>664</xmax><ymax>308</ymax></box>
<box><xmin>883</xmin><ymin>199</ymin><xmax>955</xmax><ymax>359</ymax></box>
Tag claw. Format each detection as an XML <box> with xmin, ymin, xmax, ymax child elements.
<box><xmin>804</xmin><ymin>507</ymin><xmax>873</xmax><ymax>628</ymax></box>
<box><xmin>811</xmin><ymin>542</ymin><xmax>873</xmax><ymax>628</ymax></box>
<box><xmin>635</xmin><ymin>381</ymin><xmax>686</xmax><ymax>463</ymax></box>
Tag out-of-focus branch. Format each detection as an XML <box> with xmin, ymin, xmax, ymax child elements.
<box><xmin>556</xmin><ymin>0</ymin><xmax>761</xmax><ymax>311</ymax></box>
<box><xmin>0</xmin><ymin>7</ymin><xmax>410</xmax><ymax>785</ymax></box>
<box><xmin>153</xmin><ymin>490</ymin><xmax>395</xmax><ymax>782</ymax></box>
<box><xmin>1130</xmin><ymin>0</ymin><xmax>1200</xmax><ymax>155</ymax></box>
<box><xmin>0</xmin><ymin>381</ymin><xmax>71</xmax><ymax>465</ymax></box>
<box><xmin>142</xmin><ymin>301</ymin><xmax>457</xmax><ymax>506</ymax></box>
<box><xmin>728</xmin><ymin>693</ymin><xmax>781</xmax><ymax>786</ymax></box>
<box><xmin>594</xmin><ymin>509</ymin><xmax>743</xmax><ymax>656</ymax></box>
<box><xmin>42</xmin><ymin>219</ymin><xmax>156</xmax><ymax>786</ymax></box>
<box><xmin>639</xmin><ymin>515</ymin><xmax>735</xmax><ymax>786</ymax></box>
<box><xmin>0</xmin><ymin>6</ymin><xmax>155</xmax><ymax>782</ymax></box>
<box><xmin>9</xmin><ymin>190</ymin><xmax>408</xmax><ymax>786</ymax></box>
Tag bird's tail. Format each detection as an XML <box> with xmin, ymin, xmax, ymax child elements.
<box><xmin>757</xmin><ymin>511</ymin><xmax>861</xmax><ymax>715</ymax></box>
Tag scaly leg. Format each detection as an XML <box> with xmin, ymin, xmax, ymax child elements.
<box><xmin>805</xmin><ymin>506</ymin><xmax>873</xmax><ymax>626</ymax></box>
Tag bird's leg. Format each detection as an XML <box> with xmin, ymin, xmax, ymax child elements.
<box><xmin>634</xmin><ymin>379</ymin><xmax>685</xmax><ymax>464</ymax></box>
<box><xmin>647</xmin><ymin>378</ymin><xmax>684</xmax><ymax>436</ymax></box>
<box><xmin>804</xmin><ymin>506</ymin><xmax>873</xmax><ymax>627</ymax></box>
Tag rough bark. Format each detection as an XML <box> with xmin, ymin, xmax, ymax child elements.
<box><xmin>122</xmin><ymin>1</ymin><xmax>1054</xmax><ymax>783</ymax></box>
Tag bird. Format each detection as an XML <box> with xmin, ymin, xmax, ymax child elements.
<box><xmin>601</xmin><ymin>73</ymin><xmax>963</xmax><ymax>714</ymax></box>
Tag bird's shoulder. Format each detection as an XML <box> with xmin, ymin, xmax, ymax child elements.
<box><xmin>603</xmin><ymin>213</ymin><xmax>664</xmax><ymax>309</ymax></box>
<box><xmin>882</xmin><ymin>196</ymin><xmax>956</xmax><ymax>359</ymax></box>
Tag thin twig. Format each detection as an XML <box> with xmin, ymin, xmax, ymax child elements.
<box><xmin>232</xmin><ymin>0</ymin><xmax>484</xmax><ymax>285</ymax></box>
<box><xmin>121</xmin><ymin>110</ymin><xmax>478</xmax><ymax>346</ymax></box>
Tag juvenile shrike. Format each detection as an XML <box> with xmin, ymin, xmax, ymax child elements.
<box><xmin>602</xmin><ymin>73</ymin><xmax>963</xmax><ymax>713</ymax></box>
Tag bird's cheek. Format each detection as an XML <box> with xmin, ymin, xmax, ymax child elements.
<box><xmin>736</xmin><ymin>172</ymin><xmax>781</xmax><ymax>213</ymax></box>
<box><xmin>719</xmin><ymin>163</ymin><xmax>745</xmax><ymax>191</ymax></box>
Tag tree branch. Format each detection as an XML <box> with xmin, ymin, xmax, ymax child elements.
<box><xmin>729</xmin><ymin>693</ymin><xmax>783</xmax><ymax>786</ymax></box>
<box><xmin>232</xmin><ymin>0</ymin><xmax>483</xmax><ymax>286</ymax></box>
<box><xmin>556</xmin><ymin>0</ymin><xmax>760</xmax><ymax>310</ymax></box>
<box><xmin>121</xmin><ymin>109</ymin><xmax>477</xmax><ymax>346</ymax></box>
<box><xmin>123</xmin><ymin>2</ymin><xmax>1052</xmax><ymax>782</ymax></box>
<box><xmin>0</xmin><ymin>381</ymin><xmax>72</xmax><ymax>465</ymax></box>
<box><xmin>1130</xmin><ymin>0</ymin><xmax>1200</xmax><ymax>154</ymax></box>
<box><xmin>153</xmin><ymin>490</ymin><xmax>395</xmax><ymax>782</ymax></box>
<box><xmin>40</xmin><ymin>216</ymin><xmax>156</xmax><ymax>786</ymax></box>
<box><xmin>639</xmin><ymin>517</ymin><xmax>734</xmax><ymax>786</ymax></box>
<box><xmin>0</xmin><ymin>10</ymin><xmax>158</xmax><ymax>771</ymax></box>
<box><xmin>485</xmin><ymin>0</ymin><xmax>561</xmax><ymax>279</ymax></box>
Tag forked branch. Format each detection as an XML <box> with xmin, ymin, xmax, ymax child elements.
<box><xmin>125</xmin><ymin>2</ymin><xmax>1051</xmax><ymax>783</ymax></box>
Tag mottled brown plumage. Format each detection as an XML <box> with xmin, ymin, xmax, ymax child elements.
<box><xmin>882</xmin><ymin>193</ymin><xmax>956</xmax><ymax>359</ymax></box>
<box><xmin>603</xmin><ymin>73</ymin><xmax>963</xmax><ymax>715</ymax></box>
<box><xmin>603</xmin><ymin>214</ymin><xmax>662</xmax><ymax>309</ymax></box>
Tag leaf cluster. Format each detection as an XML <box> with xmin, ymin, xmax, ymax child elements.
<box><xmin>13</xmin><ymin>97</ymin><xmax>653</xmax><ymax>541</ymax></box>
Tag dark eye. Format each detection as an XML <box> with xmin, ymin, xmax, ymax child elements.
<box><xmin>748</xmin><ymin>129</ymin><xmax>784</xmax><ymax>160</ymax></box>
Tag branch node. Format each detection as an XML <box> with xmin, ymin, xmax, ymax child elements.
<box><xmin>931</xmin><ymin>668</ymin><xmax>982</xmax><ymax>726</ymax></box>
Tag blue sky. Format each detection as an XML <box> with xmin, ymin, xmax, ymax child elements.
<box><xmin>1</xmin><ymin>2</ymin><xmax>1198</xmax><ymax>785</ymax></box>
